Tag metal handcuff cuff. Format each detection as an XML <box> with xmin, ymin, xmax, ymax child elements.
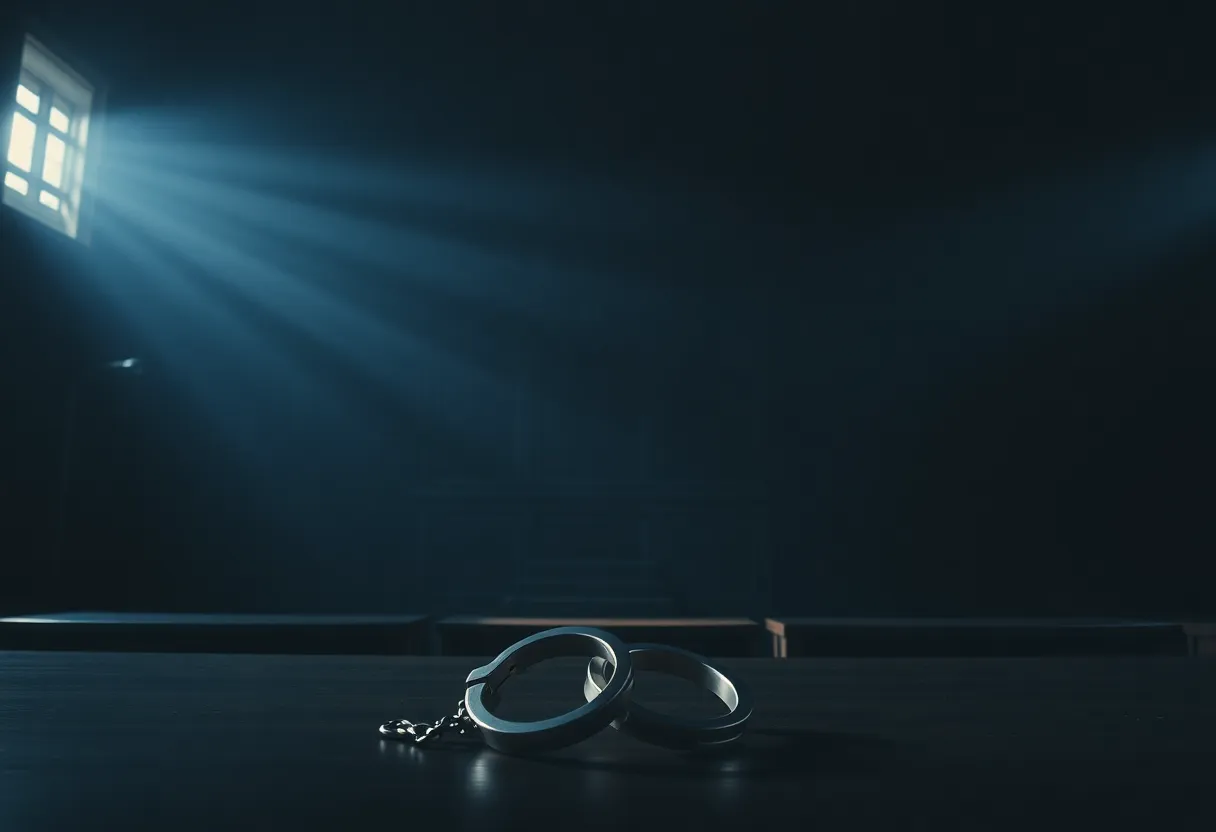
<box><xmin>379</xmin><ymin>626</ymin><xmax>753</xmax><ymax>754</ymax></box>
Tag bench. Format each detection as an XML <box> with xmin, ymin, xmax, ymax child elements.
<box><xmin>0</xmin><ymin>611</ymin><xmax>431</xmax><ymax>655</ymax></box>
<box><xmin>434</xmin><ymin>616</ymin><xmax>763</xmax><ymax>657</ymax></box>
<box><xmin>1184</xmin><ymin>623</ymin><xmax>1216</xmax><ymax>656</ymax></box>
<box><xmin>764</xmin><ymin>617</ymin><xmax>1189</xmax><ymax>658</ymax></box>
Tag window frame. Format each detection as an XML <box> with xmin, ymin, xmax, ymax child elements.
<box><xmin>2</xmin><ymin>32</ymin><xmax>100</xmax><ymax>243</ymax></box>
<box><xmin>6</xmin><ymin>73</ymin><xmax>74</xmax><ymax>202</ymax></box>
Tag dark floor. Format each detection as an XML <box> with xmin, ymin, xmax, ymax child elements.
<box><xmin>0</xmin><ymin>651</ymin><xmax>1213</xmax><ymax>830</ymax></box>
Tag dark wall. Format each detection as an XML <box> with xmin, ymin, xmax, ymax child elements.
<box><xmin>1</xmin><ymin>2</ymin><xmax>1213</xmax><ymax>617</ymax></box>
<box><xmin>0</xmin><ymin>11</ymin><xmax>81</xmax><ymax>611</ymax></box>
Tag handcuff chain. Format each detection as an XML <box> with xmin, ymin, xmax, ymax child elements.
<box><xmin>380</xmin><ymin>700</ymin><xmax>477</xmax><ymax>745</ymax></box>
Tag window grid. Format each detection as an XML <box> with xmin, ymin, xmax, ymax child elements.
<box><xmin>3</xmin><ymin>35</ymin><xmax>95</xmax><ymax>241</ymax></box>
<box><xmin>5</xmin><ymin>73</ymin><xmax>78</xmax><ymax>219</ymax></box>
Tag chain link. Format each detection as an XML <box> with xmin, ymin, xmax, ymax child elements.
<box><xmin>379</xmin><ymin>700</ymin><xmax>477</xmax><ymax>745</ymax></box>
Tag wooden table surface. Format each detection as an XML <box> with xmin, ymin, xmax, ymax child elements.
<box><xmin>1</xmin><ymin>652</ymin><xmax>1214</xmax><ymax>830</ymax></box>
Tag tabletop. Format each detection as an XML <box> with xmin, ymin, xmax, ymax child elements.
<box><xmin>1</xmin><ymin>651</ymin><xmax>1214</xmax><ymax>830</ymax></box>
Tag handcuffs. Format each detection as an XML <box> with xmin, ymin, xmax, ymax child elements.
<box><xmin>379</xmin><ymin>626</ymin><xmax>753</xmax><ymax>754</ymax></box>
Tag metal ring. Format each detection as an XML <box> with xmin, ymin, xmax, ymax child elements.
<box><xmin>463</xmin><ymin>626</ymin><xmax>634</xmax><ymax>754</ymax></box>
<box><xmin>583</xmin><ymin>643</ymin><xmax>752</xmax><ymax>750</ymax></box>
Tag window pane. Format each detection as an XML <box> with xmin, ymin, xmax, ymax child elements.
<box><xmin>15</xmin><ymin>84</ymin><xmax>39</xmax><ymax>114</ymax></box>
<box><xmin>42</xmin><ymin>133</ymin><xmax>66</xmax><ymax>188</ymax></box>
<box><xmin>39</xmin><ymin>190</ymin><xmax>60</xmax><ymax>210</ymax></box>
<box><xmin>49</xmin><ymin>106</ymin><xmax>70</xmax><ymax>133</ymax></box>
<box><xmin>3</xmin><ymin>171</ymin><xmax>29</xmax><ymax>195</ymax></box>
<box><xmin>7</xmin><ymin>110</ymin><xmax>37</xmax><ymax>172</ymax></box>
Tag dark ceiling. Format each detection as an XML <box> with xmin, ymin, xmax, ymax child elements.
<box><xmin>14</xmin><ymin>2</ymin><xmax>1215</xmax><ymax>210</ymax></box>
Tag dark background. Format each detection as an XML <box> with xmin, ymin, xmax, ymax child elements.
<box><xmin>0</xmin><ymin>1</ymin><xmax>1212</xmax><ymax>619</ymax></box>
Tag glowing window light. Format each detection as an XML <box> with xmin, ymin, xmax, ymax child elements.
<box><xmin>4</xmin><ymin>171</ymin><xmax>29</xmax><ymax>195</ymax></box>
<box><xmin>7</xmin><ymin>110</ymin><xmax>37</xmax><ymax>171</ymax></box>
<box><xmin>49</xmin><ymin>106</ymin><xmax>70</xmax><ymax>133</ymax></box>
<box><xmin>3</xmin><ymin>35</ymin><xmax>97</xmax><ymax>242</ymax></box>
<box><xmin>42</xmin><ymin>133</ymin><xmax>66</xmax><ymax>188</ymax></box>
<box><xmin>15</xmin><ymin>84</ymin><xmax>39</xmax><ymax>114</ymax></box>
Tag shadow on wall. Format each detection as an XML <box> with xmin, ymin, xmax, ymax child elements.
<box><xmin>791</xmin><ymin>233</ymin><xmax>1216</xmax><ymax>618</ymax></box>
<box><xmin>62</xmin><ymin>157</ymin><xmax>773</xmax><ymax>615</ymax></box>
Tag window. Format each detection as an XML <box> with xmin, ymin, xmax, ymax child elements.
<box><xmin>2</xmin><ymin>35</ymin><xmax>95</xmax><ymax>240</ymax></box>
